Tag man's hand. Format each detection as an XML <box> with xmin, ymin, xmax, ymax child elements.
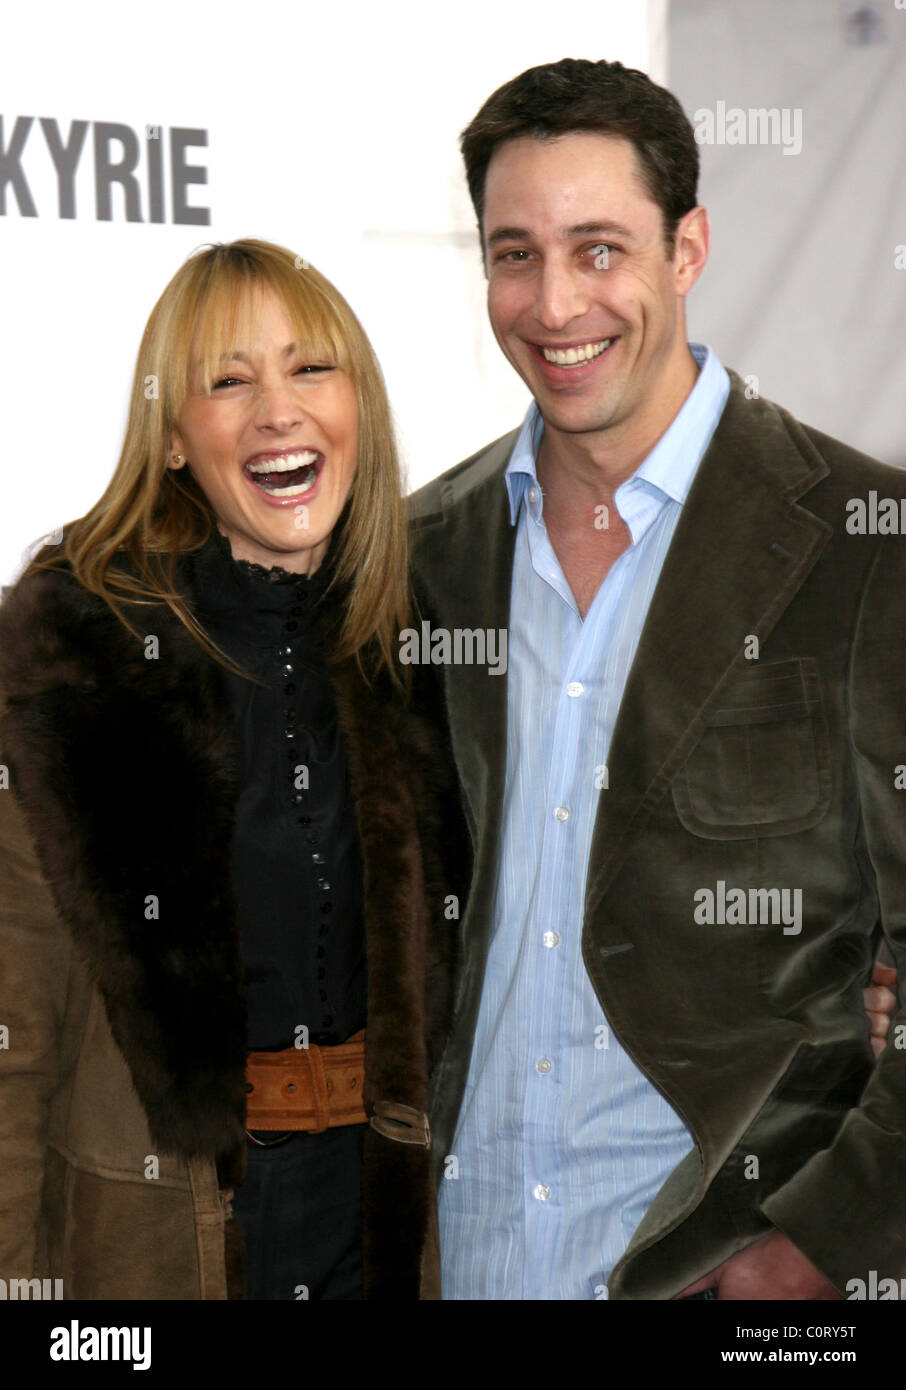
<box><xmin>673</xmin><ymin>1231</ymin><xmax>842</xmax><ymax>1300</ymax></box>
<box><xmin>863</xmin><ymin>961</ymin><xmax>897</xmax><ymax>1058</ymax></box>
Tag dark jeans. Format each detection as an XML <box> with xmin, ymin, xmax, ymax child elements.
<box><xmin>233</xmin><ymin>1125</ymin><xmax>365</xmax><ymax>1300</ymax></box>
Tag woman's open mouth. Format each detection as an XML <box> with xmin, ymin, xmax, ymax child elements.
<box><xmin>244</xmin><ymin>449</ymin><xmax>323</xmax><ymax>499</ymax></box>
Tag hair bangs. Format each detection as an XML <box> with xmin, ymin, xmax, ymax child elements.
<box><xmin>165</xmin><ymin>252</ymin><xmax>353</xmax><ymax>423</ymax></box>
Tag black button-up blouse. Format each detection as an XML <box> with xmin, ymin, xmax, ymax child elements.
<box><xmin>183</xmin><ymin>525</ymin><xmax>366</xmax><ymax>1052</ymax></box>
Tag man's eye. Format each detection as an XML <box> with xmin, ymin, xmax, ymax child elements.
<box><xmin>589</xmin><ymin>243</ymin><xmax>615</xmax><ymax>267</ymax></box>
<box><xmin>500</xmin><ymin>249</ymin><xmax>531</xmax><ymax>262</ymax></box>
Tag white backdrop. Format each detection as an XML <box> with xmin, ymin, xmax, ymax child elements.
<box><xmin>669</xmin><ymin>0</ymin><xmax>906</xmax><ymax>467</ymax></box>
<box><xmin>0</xmin><ymin>0</ymin><xmax>664</xmax><ymax>587</ymax></box>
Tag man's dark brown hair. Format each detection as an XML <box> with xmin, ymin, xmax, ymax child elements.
<box><xmin>460</xmin><ymin>57</ymin><xmax>699</xmax><ymax>254</ymax></box>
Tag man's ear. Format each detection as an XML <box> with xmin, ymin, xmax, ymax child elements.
<box><xmin>674</xmin><ymin>205</ymin><xmax>710</xmax><ymax>298</ymax></box>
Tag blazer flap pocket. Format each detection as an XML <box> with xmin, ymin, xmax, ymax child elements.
<box><xmin>672</xmin><ymin>657</ymin><xmax>830</xmax><ymax>839</ymax></box>
<box><xmin>707</xmin><ymin>657</ymin><xmax>820</xmax><ymax>726</ymax></box>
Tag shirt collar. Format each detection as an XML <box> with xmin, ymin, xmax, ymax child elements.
<box><xmin>504</xmin><ymin>342</ymin><xmax>730</xmax><ymax>526</ymax></box>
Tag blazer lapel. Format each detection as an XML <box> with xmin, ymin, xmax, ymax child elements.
<box><xmin>409</xmin><ymin>434</ymin><xmax>519</xmax><ymax>1162</ymax></box>
<box><xmin>584</xmin><ymin>372</ymin><xmax>833</xmax><ymax>919</ymax></box>
<box><xmin>410</xmin><ymin>433</ymin><xmax>517</xmax><ymax>857</ymax></box>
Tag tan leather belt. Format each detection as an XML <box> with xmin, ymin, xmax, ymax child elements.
<box><xmin>244</xmin><ymin>1030</ymin><xmax>367</xmax><ymax>1134</ymax></box>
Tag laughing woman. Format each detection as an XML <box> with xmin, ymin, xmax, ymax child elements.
<box><xmin>0</xmin><ymin>240</ymin><xmax>466</xmax><ymax>1300</ymax></box>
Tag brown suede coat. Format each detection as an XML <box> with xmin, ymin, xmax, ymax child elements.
<box><xmin>0</xmin><ymin>555</ymin><xmax>467</xmax><ymax>1300</ymax></box>
<box><xmin>409</xmin><ymin>368</ymin><xmax>906</xmax><ymax>1299</ymax></box>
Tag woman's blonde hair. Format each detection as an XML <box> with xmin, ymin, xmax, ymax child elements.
<box><xmin>28</xmin><ymin>239</ymin><xmax>409</xmax><ymax>683</ymax></box>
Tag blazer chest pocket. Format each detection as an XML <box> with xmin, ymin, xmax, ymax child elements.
<box><xmin>672</xmin><ymin>657</ymin><xmax>830</xmax><ymax>840</ymax></box>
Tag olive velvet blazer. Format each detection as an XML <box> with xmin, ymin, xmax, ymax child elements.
<box><xmin>409</xmin><ymin>367</ymin><xmax>906</xmax><ymax>1300</ymax></box>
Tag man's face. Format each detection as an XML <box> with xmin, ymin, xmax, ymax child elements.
<box><xmin>482</xmin><ymin>132</ymin><xmax>701</xmax><ymax>441</ymax></box>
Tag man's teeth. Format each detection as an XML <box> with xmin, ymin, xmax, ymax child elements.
<box><xmin>247</xmin><ymin>450</ymin><xmax>319</xmax><ymax>474</ymax></box>
<box><xmin>541</xmin><ymin>339</ymin><xmax>613</xmax><ymax>366</ymax></box>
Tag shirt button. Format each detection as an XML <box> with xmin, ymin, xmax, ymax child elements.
<box><xmin>567</xmin><ymin>681</ymin><xmax>584</xmax><ymax>697</ymax></box>
<box><xmin>542</xmin><ymin>931</ymin><xmax>560</xmax><ymax>949</ymax></box>
<box><xmin>528</xmin><ymin>487</ymin><xmax>538</xmax><ymax>504</ymax></box>
<box><xmin>532</xmin><ymin>1184</ymin><xmax>551</xmax><ymax>1203</ymax></box>
<box><xmin>554</xmin><ymin>806</ymin><xmax>570</xmax><ymax>822</ymax></box>
<box><xmin>536</xmin><ymin>1058</ymin><xmax>552</xmax><ymax>1074</ymax></box>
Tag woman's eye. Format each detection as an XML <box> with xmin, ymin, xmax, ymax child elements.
<box><xmin>210</xmin><ymin>365</ymin><xmax>332</xmax><ymax>391</ymax></box>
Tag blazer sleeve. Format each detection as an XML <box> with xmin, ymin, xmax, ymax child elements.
<box><xmin>760</xmin><ymin>532</ymin><xmax>906</xmax><ymax>1292</ymax></box>
<box><xmin>392</xmin><ymin>658</ymin><xmax>472</xmax><ymax>1084</ymax></box>
<box><xmin>0</xmin><ymin>705</ymin><xmax>75</xmax><ymax>1277</ymax></box>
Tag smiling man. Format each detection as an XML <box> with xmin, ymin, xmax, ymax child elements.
<box><xmin>409</xmin><ymin>58</ymin><xmax>906</xmax><ymax>1300</ymax></box>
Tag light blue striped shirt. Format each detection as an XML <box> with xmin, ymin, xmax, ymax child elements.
<box><xmin>438</xmin><ymin>343</ymin><xmax>731</xmax><ymax>1300</ymax></box>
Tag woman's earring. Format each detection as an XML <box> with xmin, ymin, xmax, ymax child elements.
<box><xmin>171</xmin><ymin>453</ymin><xmax>185</xmax><ymax>467</ymax></box>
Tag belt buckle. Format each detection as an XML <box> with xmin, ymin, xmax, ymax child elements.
<box><xmin>245</xmin><ymin>1128</ymin><xmax>297</xmax><ymax>1148</ymax></box>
